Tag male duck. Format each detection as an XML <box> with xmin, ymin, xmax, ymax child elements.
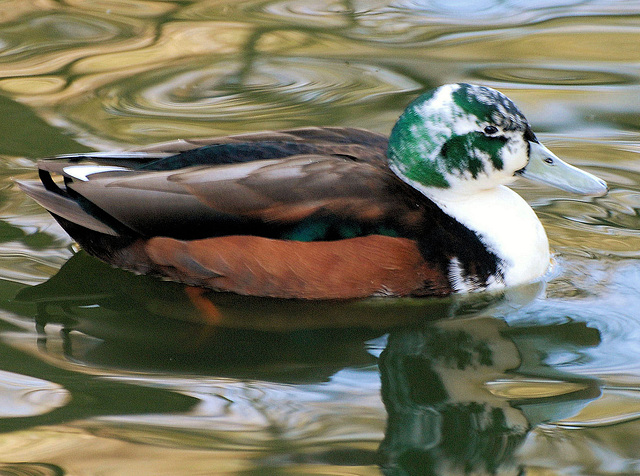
<box><xmin>18</xmin><ymin>83</ymin><xmax>607</xmax><ymax>299</ymax></box>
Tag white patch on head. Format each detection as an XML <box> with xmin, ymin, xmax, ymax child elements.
<box><xmin>408</xmin><ymin>84</ymin><xmax>465</xmax><ymax>161</ymax></box>
<box><xmin>466</xmin><ymin>84</ymin><xmax>523</xmax><ymax>127</ymax></box>
<box><xmin>415</xmin><ymin>84</ymin><xmax>479</xmax><ymax>138</ymax></box>
<box><xmin>451</xmin><ymin>115</ymin><xmax>478</xmax><ymax>135</ymax></box>
<box><xmin>499</xmin><ymin>129</ymin><xmax>529</xmax><ymax>171</ymax></box>
<box><xmin>418</xmin><ymin>83</ymin><xmax>461</xmax><ymax>113</ymax></box>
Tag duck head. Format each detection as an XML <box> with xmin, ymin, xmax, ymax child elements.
<box><xmin>388</xmin><ymin>83</ymin><xmax>608</xmax><ymax>198</ymax></box>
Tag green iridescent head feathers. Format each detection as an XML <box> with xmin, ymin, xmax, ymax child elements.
<box><xmin>388</xmin><ymin>83</ymin><xmax>532</xmax><ymax>193</ymax></box>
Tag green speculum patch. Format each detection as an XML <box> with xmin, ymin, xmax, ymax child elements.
<box><xmin>282</xmin><ymin>218</ymin><xmax>401</xmax><ymax>242</ymax></box>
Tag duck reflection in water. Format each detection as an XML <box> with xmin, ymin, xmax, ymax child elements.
<box><xmin>378</xmin><ymin>317</ymin><xmax>602</xmax><ymax>475</ymax></box>
<box><xmin>15</xmin><ymin>253</ymin><xmax>602</xmax><ymax>474</ymax></box>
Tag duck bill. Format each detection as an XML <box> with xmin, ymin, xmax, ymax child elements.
<box><xmin>517</xmin><ymin>141</ymin><xmax>608</xmax><ymax>196</ymax></box>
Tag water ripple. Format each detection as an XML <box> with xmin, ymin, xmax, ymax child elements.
<box><xmin>60</xmin><ymin>57</ymin><xmax>421</xmax><ymax>141</ymax></box>
<box><xmin>180</xmin><ymin>0</ymin><xmax>374</xmax><ymax>26</ymax></box>
<box><xmin>0</xmin><ymin>12</ymin><xmax>149</xmax><ymax>76</ymax></box>
<box><xmin>0</xmin><ymin>463</ymin><xmax>63</xmax><ymax>476</ymax></box>
<box><xmin>390</xmin><ymin>0</ymin><xmax>635</xmax><ymax>23</ymax></box>
<box><xmin>525</xmin><ymin>165</ymin><xmax>640</xmax><ymax>258</ymax></box>
<box><xmin>508</xmin><ymin>261</ymin><xmax>640</xmax><ymax>381</ymax></box>
<box><xmin>75</xmin><ymin>372</ymin><xmax>384</xmax><ymax>451</ymax></box>
<box><xmin>180</xmin><ymin>0</ymin><xmax>637</xmax><ymax>33</ymax></box>
<box><xmin>109</xmin><ymin>58</ymin><xmax>419</xmax><ymax>113</ymax></box>
<box><xmin>472</xmin><ymin>65</ymin><xmax>637</xmax><ymax>86</ymax></box>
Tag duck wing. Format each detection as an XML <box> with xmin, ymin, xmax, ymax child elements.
<box><xmin>23</xmin><ymin>127</ymin><xmax>428</xmax><ymax>241</ymax></box>
<box><xmin>62</xmin><ymin>154</ymin><xmax>427</xmax><ymax>240</ymax></box>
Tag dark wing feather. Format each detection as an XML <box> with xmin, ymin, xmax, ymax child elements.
<box><xmin>170</xmin><ymin>156</ymin><xmax>389</xmax><ymax>216</ymax></box>
<box><xmin>137</xmin><ymin>128</ymin><xmax>388</xmax><ymax>171</ymax></box>
<box><xmin>67</xmin><ymin>174</ymin><xmax>244</xmax><ymax>238</ymax></box>
<box><xmin>65</xmin><ymin>155</ymin><xmax>426</xmax><ymax>239</ymax></box>
<box><xmin>40</xmin><ymin>151</ymin><xmax>173</xmax><ymax>171</ymax></box>
<box><xmin>136</xmin><ymin>127</ymin><xmax>388</xmax><ymax>154</ymax></box>
<box><xmin>23</xmin><ymin>127</ymin><xmax>395</xmax><ymax>240</ymax></box>
<box><xmin>15</xmin><ymin>180</ymin><xmax>119</xmax><ymax>236</ymax></box>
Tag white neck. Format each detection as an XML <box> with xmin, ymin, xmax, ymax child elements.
<box><xmin>429</xmin><ymin>185</ymin><xmax>550</xmax><ymax>291</ymax></box>
<box><xmin>390</xmin><ymin>158</ymin><xmax>551</xmax><ymax>292</ymax></box>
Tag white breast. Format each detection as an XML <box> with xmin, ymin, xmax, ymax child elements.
<box><xmin>432</xmin><ymin>186</ymin><xmax>550</xmax><ymax>291</ymax></box>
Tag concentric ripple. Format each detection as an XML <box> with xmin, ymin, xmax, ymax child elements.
<box><xmin>62</xmin><ymin>57</ymin><xmax>421</xmax><ymax>141</ymax></box>
<box><xmin>0</xmin><ymin>12</ymin><xmax>148</xmax><ymax>76</ymax></box>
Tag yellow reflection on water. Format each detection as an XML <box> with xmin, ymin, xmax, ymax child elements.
<box><xmin>0</xmin><ymin>76</ymin><xmax>65</xmax><ymax>95</ymax></box>
<box><xmin>486</xmin><ymin>379</ymin><xmax>591</xmax><ymax>399</ymax></box>
<box><xmin>73</xmin><ymin>22</ymin><xmax>252</xmax><ymax>74</ymax></box>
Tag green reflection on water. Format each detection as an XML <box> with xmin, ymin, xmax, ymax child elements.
<box><xmin>0</xmin><ymin>94</ymin><xmax>90</xmax><ymax>157</ymax></box>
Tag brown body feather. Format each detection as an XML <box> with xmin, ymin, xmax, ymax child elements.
<box><xmin>137</xmin><ymin>235</ymin><xmax>450</xmax><ymax>299</ymax></box>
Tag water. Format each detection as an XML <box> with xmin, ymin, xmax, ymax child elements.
<box><xmin>1</xmin><ymin>0</ymin><xmax>640</xmax><ymax>474</ymax></box>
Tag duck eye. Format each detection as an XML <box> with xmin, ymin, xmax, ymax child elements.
<box><xmin>483</xmin><ymin>125</ymin><xmax>499</xmax><ymax>135</ymax></box>
<box><xmin>544</xmin><ymin>157</ymin><xmax>554</xmax><ymax>164</ymax></box>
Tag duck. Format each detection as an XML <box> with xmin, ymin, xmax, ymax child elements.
<box><xmin>17</xmin><ymin>83</ymin><xmax>607</xmax><ymax>300</ymax></box>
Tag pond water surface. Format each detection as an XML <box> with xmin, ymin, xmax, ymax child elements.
<box><xmin>1</xmin><ymin>1</ymin><xmax>640</xmax><ymax>475</ymax></box>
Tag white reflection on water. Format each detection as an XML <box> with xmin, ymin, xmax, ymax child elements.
<box><xmin>505</xmin><ymin>261</ymin><xmax>640</xmax><ymax>382</ymax></box>
<box><xmin>86</xmin><ymin>368</ymin><xmax>384</xmax><ymax>451</ymax></box>
<box><xmin>0</xmin><ymin>370</ymin><xmax>69</xmax><ymax>417</ymax></box>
